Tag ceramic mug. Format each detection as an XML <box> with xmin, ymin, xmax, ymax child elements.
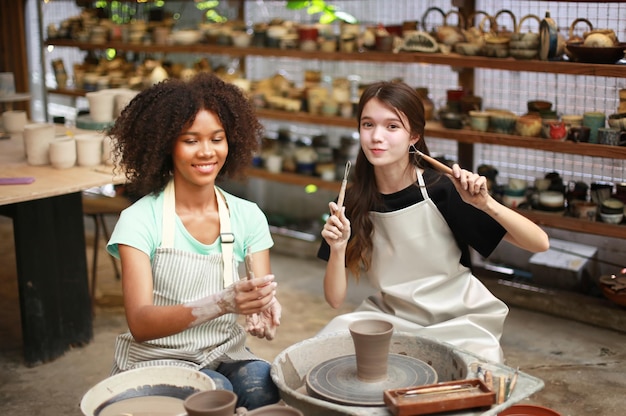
<box><xmin>567</xmin><ymin>126</ymin><xmax>591</xmax><ymax>142</ymax></box>
<box><xmin>597</xmin><ymin>127</ymin><xmax>626</xmax><ymax>146</ymax></box>
<box><xmin>2</xmin><ymin>110</ymin><xmax>27</xmax><ymax>133</ymax></box>
<box><xmin>23</xmin><ymin>123</ymin><xmax>56</xmax><ymax>165</ymax></box>
<box><xmin>582</xmin><ymin>111</ymin><xmax>606</xmax><ymax>144</ymax></box>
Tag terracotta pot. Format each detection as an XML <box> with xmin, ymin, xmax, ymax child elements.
<box><xmin>349</xmin><ymin>319</ymin><xmax>394</xmax><ymax>382</ymax></box>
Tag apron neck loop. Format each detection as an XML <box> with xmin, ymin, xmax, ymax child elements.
<box><xmin>162</xmin><ymin>180</ymin><xmax>235</xmax><ymax>287</ymax></box>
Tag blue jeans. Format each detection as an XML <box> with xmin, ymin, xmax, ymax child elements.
<box><xmin>201</xmin><ymin>360</ymin><xmax>280</xmax><ymax>410</ymax></box>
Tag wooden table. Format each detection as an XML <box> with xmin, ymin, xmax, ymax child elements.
<box><xmin>0</xmin><ymin>130</ymin><xmax>123</xmax><ymax>365</ymax></box>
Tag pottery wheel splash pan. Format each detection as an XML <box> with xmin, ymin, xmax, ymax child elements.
<box><xmin>80</xmin><ymin>366</ymin><xmax>216</xmax><ymax>416</ymax></box>
<box><xmin>305</xmin><ymin>354</ymin><xmax>437</xmax><ymax>406</ymax></box>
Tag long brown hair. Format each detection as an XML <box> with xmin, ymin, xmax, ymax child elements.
<box><xmin>344</xmin><ymin>80</ymin><xmax>431</xmax><ymax>278</ymax></box>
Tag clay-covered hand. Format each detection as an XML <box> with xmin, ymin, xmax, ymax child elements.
<box><xmin>246</xmin><ymin>298</ymin><xmax>282</xmax><ymax>340</ymax></box>
<box><xmin>321</xmin><ymin>202</ymin><xmax>351</xmax><ymax>250</ymax></box>
<box><xmin>185</xmin><ymin>275</ymin><xmax>276</xmax><ymax>328</ymax></box>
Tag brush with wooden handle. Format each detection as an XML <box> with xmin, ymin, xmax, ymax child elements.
<box><xmin>335</xmin><ymin>160</ymin><xmax>351</xmax><ymax>211</ymax></box>
<box><xmin>415</xmin><ymin>149</ymin><xmax>453</xmax><ymax>175</ymax></box>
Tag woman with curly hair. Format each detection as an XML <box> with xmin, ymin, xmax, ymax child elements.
<box><xmin>106</xmin><ymin>72</ymin><xmax>281</xmax><ymax>410</ymax></box>
<box><xmin>318</xmin><ymin>80</ymin><xmax>549</xmax><ymax>363</ymax></box>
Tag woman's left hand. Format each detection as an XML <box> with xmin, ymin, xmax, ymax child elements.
<box><xmin>246</xmin><ymin>298</ymin><xmax>281</xmax><ymax>340</ymax></box>
<box><xmin>449</xmin><ymin>164</ymin><xmax>490</xmax><ymax>209</ymax></box>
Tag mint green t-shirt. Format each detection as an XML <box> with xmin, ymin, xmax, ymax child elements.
<box><xmin>106</xmin><ymin>187</ymin><xmax>273</xmax><ymax>262</ymax></box>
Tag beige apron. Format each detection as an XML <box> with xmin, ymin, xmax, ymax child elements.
<box><xmin>319</xmin><ymin>169</ymin><xmax>509</xmax><ymax>363</ymax></box>
<box><xmin>111</xmin><ymin>181</ymin><xmax>259</xmax><ymax>374</ymax></box>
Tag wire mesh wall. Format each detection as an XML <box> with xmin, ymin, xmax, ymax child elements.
<box><xmin>29</xmin><ymin>0</ymin><xmax>626</xmax><ymax>189</ymax></box>
<box><xmin>244</xmin><ymin>0</ymin><xmax>626</xmax><ymax>189</ymax></box>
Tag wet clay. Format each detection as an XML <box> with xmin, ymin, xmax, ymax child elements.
<box><xmin>98</xmin><ymin>395</ymin><xmax>186</xmax><ymax>416</ymax></box>
<box><xmin>349</xmin><ymin>319</ymin><xmax>394</xmax><ymax>382</ymax></box>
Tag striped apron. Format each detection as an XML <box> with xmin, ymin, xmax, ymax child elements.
<box><xmin>111</xmin><ymin>181</ymin><xmax>259</xmax><ymax>374</ymax></box>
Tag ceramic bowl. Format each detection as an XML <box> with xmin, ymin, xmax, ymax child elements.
<box><xmin>527</xmin><ymin>100</ymin><xmax>552</xmax><ymax>113</ymax></box>
<box><xmin>488</xmin><ymin>110</ymin><xmax>518</xmax><ymax>134</ymax></box>
<box><xmin>608</xmin><ymin>113</ymin><xmax>626</xmax><ymax>130</ymax></box>
<box><xmin>498</xmin><ymin>404</ymin><xmax>561</xmax><ymax>416</ymax></box>
<box><xmin>468</xmin><ymin>111</ymin><xmax>490</xmax><ymax>132</ymax></box>
<box><xmin>516</xmin><ymin>114</ymin><xmax>542</xmax><ymax>137</ymax></box>
<box><xmin>601</xmin><ymin>198</ymin><xmax>625</xmax><ymax>215</ymax></box>
<box><xmin>600</xmin><ymin>212</ymin><xmax>624</xmax><ymax>224</ymax></box>
<box><xmin>440</xmin><ymin>112</ymin><xmax>465</xmax><ymax>129</ymax></box>
<box><xmin>170</xmin><ymin>29</ymin><xmax>203</xmax><ymax>45</ymax></box>
<box><xmin>566</xmin><ymin>41</ymin><xmax>626</xmax><ymax>64</ymax></box>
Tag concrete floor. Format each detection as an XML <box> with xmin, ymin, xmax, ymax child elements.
<box><xmin>1</xmin><ymin>215</ymin><xmax>625</xmax><ymax>415</ymax></box>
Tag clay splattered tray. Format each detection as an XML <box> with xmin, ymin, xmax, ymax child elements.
<box><xmin>305</xmin><ymin>354</ymin><xmax>437</xmax><ymax>406</ymax></box>
<box><xmin>383</xmin><ymin>378</ymin><xmax>495</xmax><ymax>415</ymax></box>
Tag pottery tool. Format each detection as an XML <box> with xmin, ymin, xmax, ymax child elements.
<box><xmin>506</xmin><ymin>367</ymin><xmax>519</xmax><ymax>400</ymax></box>
<box><xmin>416</xmin><ymin>150</ymin><xmax>453</xmax><ymax>175</ymax></box>
<box><xmin>0</xmin><ymin>177</ymin><xmax>35</xmax><ymax>185</ymax></box>
<box><xmin>398</xmin><ymin>383</ymin><xmax>476</xmax><ymax>397</ymax></box>
<box><xmin>336</xmin><ymin>160</ymin><xmax>351</xmax><ymax>210</ymax></box>
<box><xmin>244</xmin><ymin>248</ymin><xmax>255</xmax><ymax>280</ymax></box>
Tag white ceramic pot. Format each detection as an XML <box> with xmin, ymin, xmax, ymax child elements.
<box><xmin>75</xmin><ymin>133</ymin><xmax>103</xmax><ymax>167</ymax></box>
<box><xmin>2</xmin><ymin>110</ymin><xmax>27</xmax><ymax>133</ymax></box>
<box><xmin>23</xmin><ymin>123</ymin><xmax>56</xmax><ymax>165</ymax></box>
<box><xmin>113</xmin><ymin>89</ymin><xmax>138</xmax><ymax>118</ymax></box>
<box><xmin>86</xmin><ymin>90</ymin><xmax>116</xmax><ymax>122</ymax></box>
<box><xmin>49</xmin><ymin>137</ymin><xmax>76</xmax><ymax>169</ymax></box>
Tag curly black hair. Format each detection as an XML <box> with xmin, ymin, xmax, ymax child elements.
<box><xmin>109</xmin><ymin>72</ymin><xmax>264</xmax><ymax>197</ymax></box>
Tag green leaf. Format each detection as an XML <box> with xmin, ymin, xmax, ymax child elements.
<box><xmin>334</xmin><ymin>11</ymin><xmax>358</xmax><ymax>24</ymax></box>
<box><xmin>286</xmin><ymin>1</ymin><xmax>309</xmax><ymax>10</ymax></box>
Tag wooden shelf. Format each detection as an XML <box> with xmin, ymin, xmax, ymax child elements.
<box><xmin>520</xmin><ymin>209</ymin><xmax>626</xmax><ymax>239</ymax></box>
<box><xmin>44</xmin><ymin>97</ymin><xmax>626</xmax><ymax>160</ymax></box>
<box><xmin>256</xmin><ymin>109</ymin><xmax>626</xmax><ymax>160</ymax></box>
<box><xmin>45</xmin><ymin>39</ymin><xmax>626</xmax><ymax>78</ymax></box>
<box><xmin>244</xmin><ymin>167</ymin><xmax>626</xmax><ymax>239</ymax></box>
<box><xmin>245</xmin><ymin>167</ymin><xmax>341</xmax><ymax>192</ymax></box>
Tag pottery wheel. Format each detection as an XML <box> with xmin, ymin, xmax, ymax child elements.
<box><xmin>305</xmin><ymin>354</ymin><xmax>437</xmax><ymax>406</ymax></box>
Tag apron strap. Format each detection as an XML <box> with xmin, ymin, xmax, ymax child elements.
<box><xmin>416</xmin><ymin>167</ymin><xmax>429</xmax><ymax>200</ymax></box>
<box><xmin>216</xmin><ymin>188</ymin><xmax>235</xmax><ymax>287</ymax></box>
<box><xmin>161</xmin><ymin>180</ymin><xmax>235</xmax><ymax>287</ymax></box>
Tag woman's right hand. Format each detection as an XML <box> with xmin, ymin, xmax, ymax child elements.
<box><xmin>321</xmin><ymin>202</ymin><xmax>351</xmax><ymax>250</ymax></box>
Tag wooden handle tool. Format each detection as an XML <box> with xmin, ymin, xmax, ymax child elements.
<box><xmin>336</xmin><ymin>160</ymin><xmax>351</xmax><ymax>210</ymax></box>
<box><xmin>416</xmin><ymin>150</ymin><xmax>453</xmax><ymax>175</ymax></box>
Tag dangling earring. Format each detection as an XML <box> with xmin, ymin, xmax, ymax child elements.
<box><xmin>408</xmin><ymin>143</ymin><xmax>418</xmax><ymax>154</ymax></box>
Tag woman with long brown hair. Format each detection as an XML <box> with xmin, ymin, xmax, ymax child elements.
<box><xmin>318</xmin><ymin>80</ymin><xmax>549</xmax><ymax>363</ymax></box>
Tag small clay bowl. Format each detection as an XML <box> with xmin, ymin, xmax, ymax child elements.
<box><xmin>440</xmin><ymin>112</ymin><xmax>465</xmax><ymax>129</ymax></box>
<box><xmin>527</xmin><ymin>100</ymin><xmax>552</xmax><ymax>113</ymax></box>
<box><xmin>608</xmin><ymin>113</ymin><xmax>626</xmax><ymax>130</ymax></box>
<box><xmin>488</xmin><ymin>110</ymin><xmax>518</xmax><ymax>134</ymax></box>
<box><xmin>601</xmin><ymin>198</ymin><xmax>625</xmax><ymax>215</ymax></box>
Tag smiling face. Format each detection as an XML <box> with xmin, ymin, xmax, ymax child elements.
<box><xmin>172</xmin><ymin>109</ymin><xmax>228</xmax><ymax>189</ymax></box>
<box><xmin>359</xmin><ymin>98</ymin><xmax>418</xmax><ymax>169</ymax></box>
